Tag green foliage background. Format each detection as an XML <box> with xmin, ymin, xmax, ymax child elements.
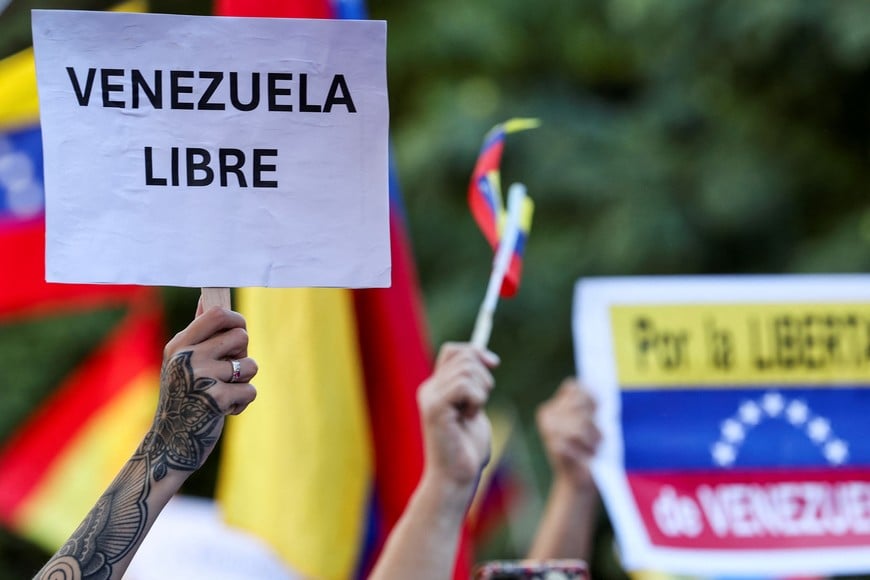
<box><xmin>3</xmin><ymin>0</ymin><xmax>870</xmax><ymax>577</ymax></box>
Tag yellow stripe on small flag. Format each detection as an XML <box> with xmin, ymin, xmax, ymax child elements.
<box><xmin>502</xmin><ymin>117</ymin><xmax>541</xmax><ymax>133</ymax></box>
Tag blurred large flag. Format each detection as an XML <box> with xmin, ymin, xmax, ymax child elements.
<box><xmin>0</xmin><ymin>0</ymin><xmax>163</xmax><ymax>554</ymax></box>
<box><xmin>0</xmin><ymin>303</ymin><xmax>162</xmax><ymax>550</ymax></box>
<box><xmin>0</xmin><ymin>0</ymin><xmax>146</xmax><ymax>318</ymax></box>
<box><xmin>213</xmin><ymin>1</ymin><xmax>476</xmax><ymax>579</ymax></box>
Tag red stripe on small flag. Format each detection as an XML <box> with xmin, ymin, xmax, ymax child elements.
<box><xmin>468</xmin><ymin>140</ymin><xmax>506</xmax><ymax>247</ymax></box>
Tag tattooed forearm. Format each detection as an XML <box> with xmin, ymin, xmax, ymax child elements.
<box><xmin>35</xmin><ymin>455</ymin><xmax>149</xmax><ymax>580</ymax></box>
<box><xmin>141</xmin><ymin>350</ymin><xmax>223</xmax><ymax>480</ymax></box>
<box><xmin>35</xmin><ymin>350</ymin><xmax>225</xmax><ymax>580</ymax></box>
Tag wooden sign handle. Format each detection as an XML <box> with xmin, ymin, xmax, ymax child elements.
<box><xmin>201</xmin><ymin>287</ymin><xmax>231</xmax><ymax>310</ymax></box>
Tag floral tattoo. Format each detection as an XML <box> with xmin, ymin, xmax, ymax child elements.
<box><xmin>141</xmin><ymin>350</ymin><xmax>223</xmax><ymax>481</ymax></box>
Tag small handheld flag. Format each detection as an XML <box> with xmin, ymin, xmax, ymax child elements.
<box><xmin>471</xmin><ymin>183</ymin><xmax>530</xmax><ymax>349</ymax></box>
<box><xmin>468</xmin><ymin>118</ymin><xmax>538</xmax><ymax>298</ymax></box>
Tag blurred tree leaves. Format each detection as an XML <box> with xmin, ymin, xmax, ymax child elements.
<box><xmin>374</xmin><ymin>0</ymin><xmax>870</xmax><ymax>404</ymax></box>
<box><xmin>0</xmin><ymin>309</ymin><xmax>124</xmax><ymax>443</ymax></box>
<box><xmin>373</xmin><ymin>0</ymin><xmax>870</xmax><ymax>565</ymax></box>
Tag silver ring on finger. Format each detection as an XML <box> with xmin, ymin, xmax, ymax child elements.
<box><xmin>229</xmin><ymin>359</ymin><xmax>242</xmax><ymax>383</ymax></box>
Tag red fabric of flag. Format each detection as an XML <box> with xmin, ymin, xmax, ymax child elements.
<box><xmin>0</xmin><ymin>299</ymin><xmax>162</xmax><ymax>532</ymax></box>
<box><xmin>214</xmin><ymin>0</ymin><xmax>331</xmax><ymax>19</ymax></box>
<box><xmin>0</xmin><ymin>214</ymin><xmax>143</xmax><ymax>322</ymax></box>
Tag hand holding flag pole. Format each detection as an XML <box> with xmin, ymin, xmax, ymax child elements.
<box><xmin>471</xmin><ymin>183</ymin><xmax>528</xmax><ymax>349</ymax></box>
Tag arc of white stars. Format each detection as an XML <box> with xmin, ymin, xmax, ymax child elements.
<box><xmin>711</xmin><ymin>391</ymin><xmax>849</xmax><ymax>468</ymax></box>
<box><xmin>711</xmin><ymin>442</ymin><xmax>736</xmax><ymax>467</ymax></box>
<box><xmin>807</xmin><ymin>417</ymin><xmax>831</xmax><ymax>443</ymax></box>
<box><xmin>785</xmin><ymin>400</ymin><xmax>809</xmax><ymax>425</ymax></box>
<box><xmin>761</xmin><ymin>392</ymin><xmax>784</xmax><ymax>417</ymax></box>
<box><xmin>824</xmin><ymin>439</ymin><xmax>849</xmax><ymax>465</ymax></box>
<box><xmin>721</xmin><ymin>419</ymin><xmax>745</xmax><ymax>444</ymax></box>
<box><xmin>738</xmin><ymin>400</ymin><xmax>762</xmax><ymax>425</ymax></box>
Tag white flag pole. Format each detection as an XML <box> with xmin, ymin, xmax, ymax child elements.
<box><xmin>471</xmin><ymin>183</ymin><xmax>527</xmax><ymax>350</ymax></box>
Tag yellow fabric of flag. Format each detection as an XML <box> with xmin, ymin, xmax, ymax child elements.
<box><xmin>0</xmin><ymin>48</ymin><xmax>39</xmax><ymax>128</ymax></box>
<box><xmin>14</xmin><ymin>372</ymin><xmax>158</xmax><ymax>549</ymax></box>
<box><xmin>217</xmin><ymin>288</ymin><xmax>374</xmax><ymax>580</ymax></box>
<box><xmin>0</xmin><ymin>0</ymin><xmax>145</xmax><ymax>129</ymax></box>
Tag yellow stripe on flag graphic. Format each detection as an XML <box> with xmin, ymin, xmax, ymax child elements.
<box><xmin>612</xmin><ymin>303</ymin><xmax>870</xmax><ymax>387</ymax></box>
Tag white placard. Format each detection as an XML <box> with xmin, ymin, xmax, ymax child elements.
<box><xmin>32</xmin><ymin>10</ymin><xmax>390</xmax><ymax>288</ymax></box>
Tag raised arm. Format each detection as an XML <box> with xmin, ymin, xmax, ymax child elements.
<box><xmin>34</xmin><ymin>306</ymin><xmax>258</xmax><ymax>580</ymax></box>
<box><xmin>369</xmin><ymin>342</ymin><xmax>499</xmax><ymax>580</ymax></box>
<box><xmin>528</xmin><ymin>377</ymin><xmax>601</xmax><ymax>562</ymax></box>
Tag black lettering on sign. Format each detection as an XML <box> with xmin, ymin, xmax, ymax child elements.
<box><xmin>219</xmin><ymin>149</ymin><xmax>247</xmax><ymax>187</ymax></box>
<box><xmin>198</xmin><ymin>72</ymin><xmax>225</xmax><ymax>111</ymax></box>
<box><xmin>268</xmin><ymin>73</ymin><xmax>293</xmax><ymax>112</ymax></box>
<box><xmin>144</xmin><ymin>147</ymin><xmax>167</xmax><ymax>186</ymax></box>
<box><xmin>253</xmin><ymin>149</ymin><xmax>278</xmax><ymax>188</ymax></box>
<box><xmin>186</xmin><ymin>148</ymin><xmax>213</xmax><ymax>186</ymax></box>
<box><xmin>324</xmin><ymin>74</ymin><xmax>356</xmax><ymax>113</ymax></box>
<box><xmin>633</xmin><ymin>316</ymin><xmax>689</xmax><ymax>371</ymax></box>
<box><xmin>230</xmin><ymin>72</ymin><xmax>260</xmax><ymax>112</ymax></box>
<box><xmin>298</xmin><ymin>74</ymin><xmax>321</xmax><ymax>113</ymax></box>
<box><xmin>131</xmin><ymin>69</ymin><xmax>162</xmax><ymax>109</ymax></box>
<box><xmin>101</xmin><ymin>69</ymin><xmax>124</xmax><ymax>108</ymax></box>
<box><xmin>144</xmin><ymin>146</ymin><xmax>279</xmax><ymax>188</ymax></box>
<box><xmin>170</xmin><ymin>70</ymin><xmax>195</xmax><ymax>110</ymax></box>
<box><xmin>64</xmin><ymin>67</ymin><xmax>359</xmax><ymax>114</ymax></box>
<box><xmin>750</xmin><ymin>313</ymin><xmax>870</xmax><ymax>372</ymax></box>
<box><xmin>67</xmin><ymin>67</ymin><xmax>96</xmax><ymax>106</ymax></box>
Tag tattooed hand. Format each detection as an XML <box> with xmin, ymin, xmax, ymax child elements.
<box><xmin>34</xmin><ymin>307</ymin><xmax>257</xmax><ymax>580</ymax></box>
<box><xmin>142</xmin><ymin>306</ymin><xmax>258</xmax><ymax>482</ymax></box>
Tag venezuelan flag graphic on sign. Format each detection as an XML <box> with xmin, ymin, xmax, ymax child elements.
<box><xmin>575</xmin><ymin>276</ymin><xmax>870</xmax><ymax>578</ymax></box>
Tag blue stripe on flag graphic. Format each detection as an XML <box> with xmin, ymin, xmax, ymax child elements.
<box><xmin>622</xmin><ymin>386</ymin><xmax>870</xmax><ymax>471</ymax></box>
